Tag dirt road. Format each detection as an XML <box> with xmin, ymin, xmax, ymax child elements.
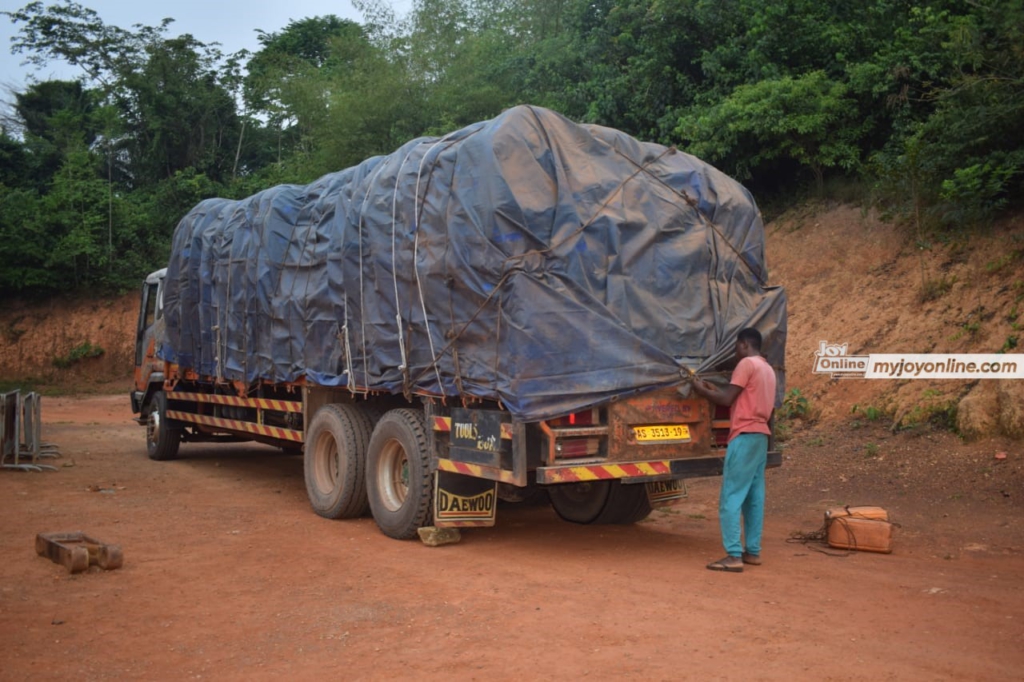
<box><xmin>1</xmin><ymin>394</ymin><xmax>1022</xmax><ymax>680</ymax></box>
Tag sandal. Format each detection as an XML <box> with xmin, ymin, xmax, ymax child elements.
<box><xmin>706</xmin><ymin>556</ymin><xmax>743</xmax><ymax>572</ymax></box>
<box><xmin>742</xmin><ymin>552</ymin><xmax>762</xmax><ymax>566</ymax></box>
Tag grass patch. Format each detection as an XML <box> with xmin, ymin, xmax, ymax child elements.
<box><xmin>851</xmin><ymin>403</ymin><xmax>885</xmax><ymax>421</ymax></box>
<box><xmin>0</xmin><ymin>379</ymin><xmax>38</xmax><ymax>394</ymax></box>
<box><xmin>52</xmin><ymin>342</ymin><xmax>105</xmax><ymax>369</ymax></box>
<box><xmin>919</xmin><ymin>275</ymin><xmax>957</xmax><ymax>303</ymax></box>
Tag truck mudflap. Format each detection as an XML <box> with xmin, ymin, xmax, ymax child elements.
<box><xmin>535</xmin><ymin>451</ymin><xmax>782</xmax><ymax>485</ymax></box>
<box><xmin>433</xmin><ymin>470</ymin><xmax>498</xmax><ymax>528</ymax></box>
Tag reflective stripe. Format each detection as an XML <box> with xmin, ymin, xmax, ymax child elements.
<box><xmin>166</xmin><ymin>410</ymin><xmax>303</xmax><ymax>442</ymax></box>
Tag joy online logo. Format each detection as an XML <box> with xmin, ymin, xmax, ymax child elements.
<box><xmin>813</xmin><ymin>341</ymin><xmax>869</xmax><ymax>378</ymax></box>
<box><xmin>812</xmin><ymin>341</ymin><xmax>1022</xmax><ymax>379</ymax></box>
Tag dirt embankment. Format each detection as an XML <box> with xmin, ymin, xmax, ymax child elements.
<box><xmin>0</xmin><ymin>293</ymin><xmax>137</xmax><ymax>392</ymax></box>
<box><xmin>767</xmin><ymin>204</ymin><xmax>1023</xmax><ymax>438</ymax></box>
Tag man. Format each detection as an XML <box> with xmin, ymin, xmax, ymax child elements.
<box><xmin>691</xmin><ymin>327</ymin><xmax>777</xmax><ymax>573</ymax></box>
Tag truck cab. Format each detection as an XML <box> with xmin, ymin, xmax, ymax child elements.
<box><xmin>131</xmin><ymin>268</ymin><xmax>166</xmax><ymax>417</ymax></box>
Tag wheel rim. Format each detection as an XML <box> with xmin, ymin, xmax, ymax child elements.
<box><xmin>313</xmin><ymin>430</ymin><xmax>339</xmax><ymax>494</ymax></box>
<box><xmin>377</xmin><ymin>438</ymin><xmax>409</xmax><ymax>512</ymax></box>
<box><xmin>147</xmin><ymin>410</ymin><xmax>161</xmax><ymax>447</ymax></box>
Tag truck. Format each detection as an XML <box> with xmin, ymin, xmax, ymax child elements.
<box><xmin>131</xmin><ymin>105</ymin><xmax>788</xmax><ymax>540</ymax></box>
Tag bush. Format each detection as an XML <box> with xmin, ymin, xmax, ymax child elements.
<box><xmin>53</xmin><ymin>341</ymin><xmax>105</xmax><ymax>369</ymax></box>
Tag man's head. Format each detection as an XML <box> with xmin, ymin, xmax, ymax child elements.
<box><xmin>735</xmin><ymin>327</ymin><xmax>762</xmax><ymax>359</ymax></box>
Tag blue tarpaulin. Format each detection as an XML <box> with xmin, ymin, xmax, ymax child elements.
<box><xmin>159</xmin><ymin>105</ymin><xmax>787</xmax><ymax>422</ymax></box>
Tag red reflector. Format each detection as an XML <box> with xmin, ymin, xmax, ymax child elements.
<box><xmin>549</xmin><ymin>409</ymin><xmax>597</xmax><ymax>428</ymax></box>
<box><xmin>557</xmin><ymin>438</ymin><xmax>599</xmax><ymax>458</ymax></box>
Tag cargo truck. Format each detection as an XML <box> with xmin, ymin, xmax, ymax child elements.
<box><xmin>131</xmin><ymin>106</ymin><xmax>787</xmax><ymax>540</ymax></box>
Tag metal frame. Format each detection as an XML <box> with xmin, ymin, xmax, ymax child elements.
<box><xmin>1</xmin><ymin>391</ymin><xmax>59</xmax><ymax>472</ymax></box>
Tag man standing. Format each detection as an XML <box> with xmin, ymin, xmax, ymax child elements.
<box><xmin>692</xmin><ymin>328</ymin><xmax>777</xmax><ymax>573</ymax></box>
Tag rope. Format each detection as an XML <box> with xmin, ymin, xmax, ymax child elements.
<box><xmin>355</xmin><ymin>162</ymin><xmax>389</xmax><ymax>393</ymax></box>
<box><xmin>413</xmin><ymin>134</ymin><xmax>461</xmax><ymax>396</ymax></box>
<box><xmin>786</xmin><ymin>522</ymin><xmax>852</xmax><ymax>557</ymax></box>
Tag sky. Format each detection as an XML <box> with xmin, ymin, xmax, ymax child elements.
<box><xmin>0</xmin><ymin>0</ymin><xmax>413</xmax><ymax>96</ymax></box>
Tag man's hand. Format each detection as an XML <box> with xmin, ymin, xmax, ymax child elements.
<box><xmin>691</xmin><ymin>378</ymin><xmax>742</xmax><ymax>407</ymax></box>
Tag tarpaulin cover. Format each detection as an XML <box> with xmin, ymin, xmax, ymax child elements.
<box><xmin>159</xmin><ymin>105</ymin><xmax>787</xmax><ymax>422</ymax></box>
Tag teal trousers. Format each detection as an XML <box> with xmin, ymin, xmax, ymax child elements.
<box><xmin>719</xmin><ymin>433</ymin><xmax>768</xmax><ymax>557</ymax></box>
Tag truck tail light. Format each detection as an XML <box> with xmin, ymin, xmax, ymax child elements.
<box><xmin>556</xmin><ymin>438</ymin><xmax>600</xmax><ymax>458</ymax></box>
<box><xmin>549</xmin><ymin>408</ymin><xmax>598</xmax><ymax>428</ymax></box>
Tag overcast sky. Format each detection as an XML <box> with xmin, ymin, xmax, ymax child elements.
<box><xmin>1</xmin><ymin>1</ymin><xmax>412</xmax><ymax>95</ymax></box>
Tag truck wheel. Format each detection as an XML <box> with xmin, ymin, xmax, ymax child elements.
<box><xmin>366</xmin><ymin>409</ymin><xmax>432</xmax><ymax>539</ymax></box>
<box><xmin>548</xmin><ymin>480</ymin><xmax>652</xmax><ymax>524</ymax></box>
<box><xmin>146</xmin><ymin>391</ymin><xmax>182</xmax><ymax>461</ymax></box>
<box><xmin>594</xmin><ymin>481</ymin><xmax>652</xmax><ymax>524</ymax></box>
<box><xmin>304</xmin><ymin>404</ymin><xmax>373</xmax><ymax>519</ymax></box>
<box><xmin>548</xmin><ymin>481</ymin><xmax>611</xmax><ymax>524</ymax></box>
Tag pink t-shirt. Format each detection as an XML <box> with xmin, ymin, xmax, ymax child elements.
<box><xmin>728</xmin><ymin>355</ymin><xmax>777</xmax><ymax>442</ymax></box>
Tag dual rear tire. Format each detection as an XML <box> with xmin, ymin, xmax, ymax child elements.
<box><xmin>304</xmin><ymin>404</ymin><xmax>375</xmax><ymax>519</ymax></box>
<box><xmin>304</xmin><ymin>405</ymin><xmax>432</xmax><ymax>539</ymax></box>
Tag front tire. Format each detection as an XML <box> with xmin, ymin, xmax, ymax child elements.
<box><xmin>146</xmin><ymin>391</ymin><xmax>182</xmax><ymax>461</ymax></box>
<box><xmin>366</xmin><ymin>409</ymin><xmax>433</xmax><ymax>539</ymax></box>
<box><xmin>304</xmin><ymin>404</ymin><xmax>374</xmax><ymax>519</ymax></box>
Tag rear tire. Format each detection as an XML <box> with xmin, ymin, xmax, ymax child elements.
<box><xmin>548</xmin><ymin>480</ymin><xmax>652</xmax><ymax>525</ymax></box>
<box><xmin>548</xmin><ymin>481</ymin><xmax>611</xmax><ymax>523</ymax></box>
<box><xmin>146</xmin><ymin>391</ymin><xmax>181</xmax><ymax>461</ymax></box>
<box><xmin>304</xmin><ymin>404</ymin><xmax>374</xmax><ymax>519</ymax></box>
<box><xmin>366</xmin><ymin>409</ymin><xmax>432</xmax><ymax>539</ymax></box>
<box><xmin>595</xmin><ymin>481</ymin><xmax>652</xmax><ymax>524</ymax></box>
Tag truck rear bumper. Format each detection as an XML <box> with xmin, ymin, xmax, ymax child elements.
<box><xmin>535</xmin><ymin>451</ymin><xmax>782</xmax><ymax>485</ymax></box>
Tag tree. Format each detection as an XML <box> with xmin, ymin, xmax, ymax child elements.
<box><xmin>10</xmin><ymin>79</ymin><xmax>102</xmax><ymax>189</ymax></box>
<box><xmin>676</xmin><ymin>71</ymin><xmax>864</xmax><ymax>191</ymax></box>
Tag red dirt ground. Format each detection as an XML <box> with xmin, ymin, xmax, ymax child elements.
<box><xmin>0</xmin><ymin>395</ymin><xmax>1019</xmax><ymax>680</ymax></box>
<box><xmin>1</xmin><ymin>206</ymin><xmax>1023</xmax><ymax>679</ymax></box>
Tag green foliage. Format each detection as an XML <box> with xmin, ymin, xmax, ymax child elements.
<box><xmin>851</xmin><ymin>403</ymin><xmax>885</xmax><ymax>421</ymax></box>
<box><xmin>676</xmin><ymin>71</ymin><xmax>864</xmax><ymax>190</ymax></box>
<box><xmin>2</xmin><ymin>0</ymin><xmax>1023</xmax><ymax>297</ymax></box>
<box><xmin>0</xmin><ymin>379</ymin><xmax>39</xmax><ymax>393</ymax></box>
<box><xmin>52</xmin><ymin>341</ymin><xmax>104</xmax><ymax>368</ymax></box>
<box><xmin>899</xmin><ymin>399</ymin><xmax>958</xmax><ymax>432</ymax></box>
<box><xmin>779</xmin><ymin>388</ymin><xmax>810</xmax><ymax>421</ymax></box>
<box><xmin>940</xmin><ymin>162</ymin><xmax>1018</xmax><ymax>227</ymax></box>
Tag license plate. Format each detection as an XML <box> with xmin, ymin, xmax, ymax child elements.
<box><xmin>633</xmin><ymin>424</ymin><xmax>691</xmax><ymax>442</ymax></box>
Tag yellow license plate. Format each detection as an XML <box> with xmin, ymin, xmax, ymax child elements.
<box><xmin>633</xmin><ymin>424</ymin><xmax>691</xmax><ymax>442</ymax></box>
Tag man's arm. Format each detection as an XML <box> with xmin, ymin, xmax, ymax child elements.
<box><xmin>691</xmin><ymin>379</ymin><xmax>742</xmax><ymax>407</ymax></box>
